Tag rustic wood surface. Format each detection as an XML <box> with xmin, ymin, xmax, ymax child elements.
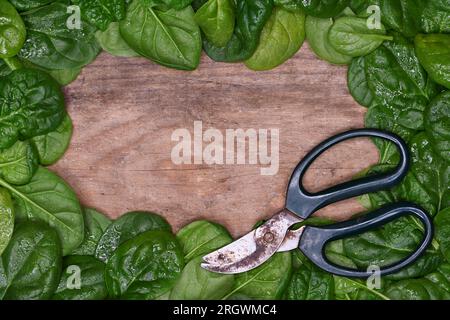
<box><xmin>51</xmin><ymin>44</ymin><xmax>379</xmax><ymax>237</ymax></box>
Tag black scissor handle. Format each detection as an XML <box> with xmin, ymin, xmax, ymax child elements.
<box><xmin>298</xmin><ymin>202</ymin><xmax>433</xmax><ymax>278</ymax></box>
<box><xmin>286</xmin><ymin>129</ymin><xmax>409</xmax><ymax>219</ymax></box>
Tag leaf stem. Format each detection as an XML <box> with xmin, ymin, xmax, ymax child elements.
<box><xmin>3</xmin><ymin>57</ymin><xmax>23</xmax><ymax>71</ymax></box>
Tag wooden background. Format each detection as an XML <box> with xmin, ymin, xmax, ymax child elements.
<box><xmin>51</xmin><ymin>44</ymin><xmax>379</xmax><ymax>237</ymax></box>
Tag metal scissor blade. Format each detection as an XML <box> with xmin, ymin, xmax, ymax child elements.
<box><xmin>276</xmin><ymin>227</ymin><xmax>305</xmax><ymax>252</ymax></box>
<box><xmin>201</xmin><ymin>209</ymin><xmax>302</xmax><ymax>274</ymax></box>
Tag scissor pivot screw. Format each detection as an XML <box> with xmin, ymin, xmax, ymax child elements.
<box><xmin>263</xmin><ymin>232</ymin><xmax>275</xmax><ymax>243</ymax></box>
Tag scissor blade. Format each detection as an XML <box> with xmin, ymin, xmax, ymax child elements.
<box><xmin>276</xmin><ymin>227</ymin><xmax>305</xmax><ymax>252</ymax></box>
<box><xmin>201</xmin><ymin>209</ymin><xmax>302</xmax><ymax>274</ymax></box>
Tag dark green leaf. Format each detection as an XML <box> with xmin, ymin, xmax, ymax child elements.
<box><xmin>95</xmin><ymin>211</ymin><xmax>171</xmax><ymax>262</ymax></box>
<box><xmin>245</xmin><ymin>7</ymin><xmax>306</xmax><ymax>71</ymax></box>
<box><xmin>203</xmin><ymin>0</ymin><xmax>273</xmax><ymax>62</ymax></box>
<box><xmin>72</xmin><ymin>207</ymin><xmax>111</xmax><ymax>256</ymax></box>
<box><xmin>436</xmin><ymin>208</ymin><xmax>450</xmax><ymax>263</ymax></box>
<box><xmin>0</xmin><ymin>68</ymin><xmax>65</xmax><ymax>149</ymax></box>
<box><xmin>224</xmin><ymin>252</ymin><xmax>292</xmax><ymax>300</ymax></box>
<box><xmin>0</xmin><ymin>167</ymin><xmax>84</xmax><ymax>255</ymax></box>
<box><xmin>31</xmin><ymin>113</ymin><xmax>73</xmax><ymax>165</ymax></box>
<box><xmin>334</xmin><ymin>276</ymin><xmax>389</xmax><ymax>300</ymax></box>
<box><xmin>0</xmin><ymin>140</ymin><xmax>39</xmax><ymax>185</ymax></box>
<box><xmin>48</xmin><ymin>68</ymin><xmax>82</xmax><ymax>86</ymax></box>
<box><xmin>176</xmin><ymin>220</ymin><xmax>232</xmax><ymax>262</ymax></box>
<box><xmin>19</xmin><ymin>3</ymin><xmax>100</xmax><ymax>70</ymax></box>
<box><xmin>52</xmin><ymin>255</ymin><xmax>107</xmax><ymax>300</ymax></box>
<box><xmin>299</xmin><ymin>0</ymin><xmax>350</xmax><ymax>18</ymax></box>
<box><xmin>169</xmin><ymin>256</ymin><xmax>234</xmax><ymax>299</ymax></box>
<box><xmin>105</xmin><ymin>230</ymin><xmax>184</xmax><ymax>299</ymax></box>
<box><xmin>120</xmin><ymin>2</ymin><xmax>201</xmax><ymax>70</ymax></box>
<box><xmin>348</xmin><ymin>56</ymin><xmax>374</xmax><ymax>107</ymax></box>
<box><xmin>0</xmin><ymin>187</ymin><xmax>14</xmax><ymax>256</ymax></box>
<box><xmin>71</xmin><ymin>0</ymin><xmax>126</xmax><ymax>31</ymax></box>
<box><xmin>425</xmin><ymin>91</ymin><xmax>450</xmax><ymax>162</ymax></box>
<box><xmin>0</xmin><ymin>0</ymin><xmax>26</xmax><ymax>58</ymax></box>
<box><xmin>0</xmin><ymin>221</ymin><xmax>62</xmax><ymax>300</ymax></box>
<box><xmin>9</xmin><ymin>0</ymin><xmax>56</xmax><ymax>11</ymax></box>
<box><xmin>415</xmin><ymin>34</ymin><xmax>450</xmax><ymax>90</ymax></box>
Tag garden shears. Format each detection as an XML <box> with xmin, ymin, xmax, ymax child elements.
<box><xmin>201</xmin><ymin>129</ymin><xmax>433</xmax><ymax>278</ymax></box>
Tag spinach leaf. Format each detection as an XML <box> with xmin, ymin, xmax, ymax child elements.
<box><xmin>420</xmin><ymin>0</ymin><xmax>450</xmax><ymax>34</ymax></box>
<box><xmin>415</xmin><ymin>34</ymin><xmax>450</xmax><ymax>90</ymax></box>
<box><xmin>149</xmin><ymin>0</ymin><xmax>195</xmax><ymax>10</ymax></box>
<box><xmin>48</xmin><ymin>68</ymin><xmax>82</xmax><ymax>86</ymax></box>
<box><xmin>245</xmin><ymin>7</ymin><xmax>306</xmax><ymax>71</ymax></box>
<box><xmin>19</xmin><ymin>3</ymin><xmax>100</xmax><ymax>70</ymax></box>
<box><xmin>410</xmin><ymin>132</ymin><xmax>450</xmax><ymax>214</ymax></box>
<box><xmin>305</xmin><ymin>15</ymin><xmax>353</xmax><ymax>65</ymax></box>
<box><xmin>286</xmin><ymin>252</ymin><xmax>334</xmax><ymax>300</ymax></box>
<box><xmin>72</xmin><ymin>207</ymin><xmax>111</xmax><ymax>256</ymax></box>
<box><xmin>52</xmin><ymin>255</ymin><xmax>108</xmax><ymax>300</ymax></box>
<box><xmin>274</xmin><ymin>0</ymin><xmax>302</xmax><ymax>12</ymax></box>
<box><xmin>334</xmin><ymin>276</ymin><xmax>389</xmax><ymax>300</ymax></box>
<box><xmin>169</xmin><ymin>256</ymin><xmax>234</xmax><ymax>299</ymax></box>
<box><xmin>385</xmin><ymin>273</ymin><xmax>450</xmax><ymax>300</ymax></box>
<box><xmin>329</xmin><ymin>16</ymin><xmax>392</xmax><ymax>57</ymax></box>
<box><xmin>0</xmin><ymin>140</ymin><xmax>39</xmax><ymax>185</ymax></box>
<box><xmin>0</xmin><ymin>188</ymin><xmax>14</xmax><ymax>256</ymax></box>
<box><xmin>436</xmin><ymin>208</ymin><xmax>450</xmax><ymax>263</ymax></box>
<box><xmin>120</xmin><ymin>2</ymin><xmax>202</xmax><ymax>70</ymax></box>
<box><xmin>176</xmin><ymin>220</ymin><xmax>232</xmax><ymax>262</ymax></box>
<box><xmin>0</xmin><ymin>167</ymin><xmax>84</xmax><ymax>255</ymax></box>
<box><xmin>105</xmin><ymin>230</ymin><xmax>184</xmax><ymax>299</ymax></box>
<box><xmin>425</xmin><ymin>91</ymin><xmax>450</xmax><ymax>161</ymax></box>
<box><xmin>0</xmin><ymin>68</ymin><xmax>65</xmax><ymax>149</ymax></box>
<box><xmin>425</xmin><ymin>264</ymin><xmax>450</xmax><ymax>294</ymax></box>
<box><xmin>194</xmin><ymin>0</ymin><xmax>235</xmax><ymax>48</ymax></box>
<box><xmin>203</xmin><ymin>0</ymin><xmax>273</xmax><ymax>62</ymax></box>
<box><xmin>9</xmin><ymin>0</ymin><xmax>56</xmax><ymax>11</ymax></box>
<box><xmin>347</xmin><ymin>56</ymin><xmax>373</xmax><ymax>107</ymax></box>
<box><xmin>379</xmin><ymin>0</ymin><xmax>424</xmax><ymax>38</ymax></box>
<box><xmin>71</xmin><ymin>0</ymin><xmax>126</xmax><ymax>31</ymax></box>
<box><xmin>0</xmin><ymin>0</ymin><xmax>26</xmax><ymax>59</ymax></box>
<box><xmin>31</xmin><ymin>113</ymin><xmax>73</xmax><ymax>165</ymax></box>
<box><xmin>0</xmin><ymin>59</ymin><xmax>11</xmax><ymax>77</ymax></box>
<box><xmin>95</xmin><ymin>22</ymin><xmax>139</xmax><ymax>58</ymax></box>
<box><xmin>349</xmin><ymin>0</ymin><xmax>380</xmax><ymax>14</ymax></box>
<box><xmin>299</xmin><ymin>0</ymin><xmax>350</xmax><ymax>18</ymax></box>
<box><xmin>0</xmin><ymin>221</ymin><xmax>62</xmax><ymax>300</ymax></box>
<box><xmin>223</xmin><ymin>252</ymin><xmax>292</xmax><ymax>300</ymax></box>
<box><xmin>95</xmin><ymin>211</ymin><xmax>171</xmax><ymax>262</ymax></box>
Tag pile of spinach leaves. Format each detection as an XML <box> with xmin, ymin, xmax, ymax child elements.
<box><xmin>0</xmin><ymin>0</ymin><xmax>449</xmax><ymax>300</ymax></box>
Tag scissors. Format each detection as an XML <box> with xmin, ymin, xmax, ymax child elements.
<box><xmin>201</xmin><ymin>129</ymin><xmax>433</xmax><ymax>278</ymax></box>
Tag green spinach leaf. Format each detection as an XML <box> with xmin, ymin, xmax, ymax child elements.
<box><xmin>169</xmin><ymin>256</ymin><xmax>234</xmax><ymax>299</ymax></box>
<box><xmin>95</xmin><ymin>211</ymin><xmax>171</xmax><ymax>262</ymax></box>
<box><xmin>286</xmin><ymin>252</ymin><xmax>334</xmax><ymax>300</ymax></box>
<box><xmin>71</xmin><ymin>0</ymin><xmax>126</xmax><ymax>31</ymax></box>
<box><xmin>31</xmin><ymin>113</ymin><xmax>73</xmax><ymax>165</ymax></box>
<box><xmin>48</xmin><ymin>68</ymin><xmax>82</xmax><ymax>86</ymax></box>
<box><xmin>425</xmin><ymin>91</ymin><xmax>450</xmax><ymax>161</ymax></box>
<box><xmin>223</xmin><ymin>252</ymin><xmax>292</xmax><ymax>300</ymax></box>
<box><xmin>0</xmin><ymin>188</ymin><xmax>14</xmax><ymax>256</ymax></box>
<box><xmin>0</xmin><ymin>221</ymin><xmax>62</xmax><ymax>300</ymax></box>
<box><xmin>120</xmin><ymin>1</ymin><xmax>201</xmax><ymax>70</ymax></box>
<box><xmin>299</xmin><ymin>0</ymin><xmax>350</xmax><ymax>18</ymax></box>
<box><xmin>245</xmin><ymin>7</ymin><xmax>306</xmax><ymax>71</ymax></box>
<box><xmin>385</xmin><ymin>273</ymin><xmax>450</xmax><ymax>300</ymax></box>
<box><xmin>0</xmin><ymin>140</ymin><xmax>38</xmax><ymax>185</ymax></box>
<box><xmin>72</xmin><ymin>207</ymin><xmax>111</xmax><ymax>256</ymax></box>
<box><xmin>347</xmin><ymin>56</ymin><xmax>373</xmax><ymax>107</ymax></box>
<box><xmin>176</xmin><ymin>220</ymin><xmax>232</xmax><ymax>262</ymax></box>
<box><xmin>9</xmin><ymin>0</ymin><xmax>56</xmax><ymax>11</ymax></box>
<box><xmin>274</xmin><ymin>0</ymin><xmax>302</xmax><ymax>12</ymax></box>
<box><xmin>203</xmin><ymin>0</ymin><xmax>273</xmax><ymax>62</ymax></box>
<box><xmin>95</xmin><ymin>22</ymin><xmax>139</xmax><ymax>57</ymax></box>
<box><xmin>329</xmin><ymin>16</ymin><xmax>392</xmax><ymax>57</ymax></box>
<box><xmin>305</xmin><ymin>15</ymin><xmax>353</xmax><ymax>65</ymax></box>
<box><xmin>105</xmin><ymin>230</ymin><xmax>184</xmax><ymax>299</ymax></box>
<box><xmin>0</xmin><ymin>68</ymin><xmax>65</xmax><ymax>149</ymax></box>
<box><xmin>194</xmin><ymin>0</ymin><xmax>235</xmax><ymax>48</ymax></box>
<box><xmin>19</xmin><ymin>3</ymin><xmax>100</xmax><ymax>70</ymax></box>
<box><xmin>0</xmin><ymin>0</ymin><xmax>26</xmax><ymax>59</ymax></box>
<box><xmin>436</xmin><ymin>208</ymin><xmax>450</xmax><ymax>263</ymax></box>
<box><xmin>0</xmin><ymin>167</ymin><xmax>84</xmax><ymax>255</ymax></box>
<box><xmin>52</xmin><ymin>255</ymin><xmax>108</xmax><ymax>300</ymax></box>
<box><xmin>415</xmin><ymin>34</ymin><xmax>450</xmax><ymax>90</ymax></box>
<box><xmin>334</xmin><ymin>276</ymin><xmax>389</xmax><ymax>300</ymax></box>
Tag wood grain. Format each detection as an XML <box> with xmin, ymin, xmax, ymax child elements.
<box><xmin>51</xmin><ymin>44</ymin><xmax>379</xmax><ymax>237</ymax></box>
